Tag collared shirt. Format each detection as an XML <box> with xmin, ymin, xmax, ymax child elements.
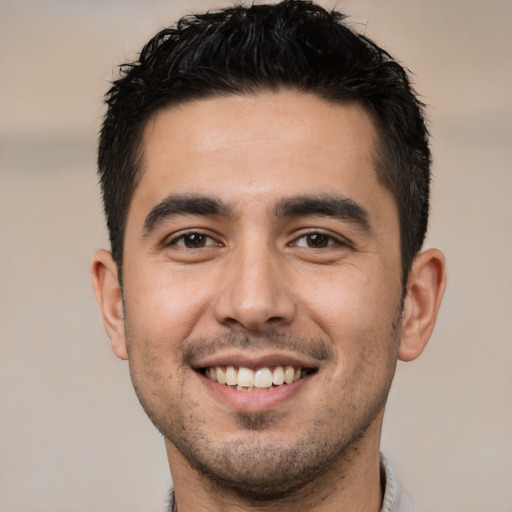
<box><xmin>380</xmin><ymin>454</ymin><xmax>415</xmax><ymax>512</ymax></box>
<box><xmin>162</xmin><ymin>454</ymin><xmax>414</xmax><ymax>512</ymax></box>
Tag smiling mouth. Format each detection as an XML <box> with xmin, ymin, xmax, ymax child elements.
<box><xmin>200</xmin><ymin>365</ymin><xmax>316</xmax><ymax>391</ymax></box>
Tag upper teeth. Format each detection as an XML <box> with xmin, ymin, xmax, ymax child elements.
<box><xmin>205</xmin><ymin>365</ymin><xmax>302</xmax><ymax>390</ymax></box>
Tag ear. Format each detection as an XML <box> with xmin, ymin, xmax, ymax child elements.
<box><xmin>91</xmin><ymin>249</ymin><xmax>128</xmax><ymax>360</ymax></box>
<box><xmin>398</xmin><ymin>248</ymin><xmax>446</xmax><ymax>362</ymax></box>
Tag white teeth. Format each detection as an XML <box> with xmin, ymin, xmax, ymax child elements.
<box><xmin>237</xmin><ymin>367</ymin><xmax>255</xmax><ymax>387</ymax></box>
<box><xmin>272</xmin><ymin>366</ymin><xmax>285</xmax><ymax>385</ymax></box>
<box><xmin>225</xmin><ymin>366</ymin><xmax>237</xmax><ymax>386</ymax></box>
<box><xmin>254</xmin><ymin>368</ymin><xmax>273</xmax><ymax>388</ymax></box>
<box><xmin>284</xmin><ymin>365</ymin><xmax>295</xmax><ymax>384</ymax></box>
<box><xmin>205</xmin><ymin>365</ymin><xmax>306</xmax><ymax>389</ymax></box>
<box><xmin>215</xmin><ymin>366</ymin><xmax>226</xmax><ymax>385</ymax></box>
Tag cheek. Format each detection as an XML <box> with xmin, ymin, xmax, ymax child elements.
<box><xmin>301</xmin><ymin>264</ymin><xmax>395</xmax><ymax>335</ymax></box>
<box><xmin>298</xmin><ymin>263</ymin><xmax>402</xmax><ymax>372</ymax></box>
<box><xmin>124</xmin><ymin>264</ymin><xmax>213</xmax><ymax>347</ymax></box>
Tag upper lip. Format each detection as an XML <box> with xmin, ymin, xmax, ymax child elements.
<box><xmin>192</xmin><ymin>350</ymin><xmax>320</xmax><ymax>370</ymax></box>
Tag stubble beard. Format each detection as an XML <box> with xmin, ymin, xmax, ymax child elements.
<box><xmin>127</xmin><ymin>319</ymin><xmax>402</xmax><ymax>502</ymax></box>
<box><xmin>166</xmin><ymin>406</ymin><xmax>388</xmax><ymax>502</ymax></box>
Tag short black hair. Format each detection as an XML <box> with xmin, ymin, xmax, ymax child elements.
<box><xmin>98</xmin><ymin>0</ymin><xmax>431</xmax><ymax>287</ymax></box>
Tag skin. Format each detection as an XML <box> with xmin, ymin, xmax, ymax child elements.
<box><xmin>93</xmin><ymin>92</ymin><xmax>446</xmax><ymax>512</ymax></box>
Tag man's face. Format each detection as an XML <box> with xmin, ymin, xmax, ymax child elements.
<box><xmin>120</xmin><ymin>92</ymin><xmax>404</xmax><ymax>497</ymax></box>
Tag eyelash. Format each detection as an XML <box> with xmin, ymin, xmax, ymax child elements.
<box><xmin>165</xmin><ymin>230</ymin><xmax>349</xmax><ymax>250</ymax></box>
<box><xmin>167</xmin><ymin>231</ymin><xmax>220</xmax><ymax>249</ymax></box>
<box><xmin>291</xmin><ymin>231</ymin><xmax>350</xmax><ymax>249</ymax></box>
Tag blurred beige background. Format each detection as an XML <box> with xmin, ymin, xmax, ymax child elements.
<box><xmin>0</xmin><ymin>1</ymin><xmax>511</xmax><ymax>511</ymax></box>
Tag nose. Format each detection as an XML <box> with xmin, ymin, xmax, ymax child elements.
<box><xmin>213</xmin><ymin>243</ymin><xmax>296</xmax><ymax>332</ymax></box>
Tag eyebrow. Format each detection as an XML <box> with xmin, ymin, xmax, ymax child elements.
<box><xmin>142</xmin><ymin>192</ymin><xmax>371</xmax><ymax>237</ymax></box>
<box><xmin>142</xmin><ymin>194</ymin><xmax>229</xmax><ymax>236</ymax></box>
<box><xmin>271</xmin><ymin>194</ymin><xmax>371</xmax><ymax>232</ymax></box>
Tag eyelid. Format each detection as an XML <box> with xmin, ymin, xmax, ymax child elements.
<box><xmin>290</xmin><ymin>229</ymin><xmax>352</xmax><ymax>248</ymax></box>
<box><xmin>164</xmin><ymin>229</ymin><xmax>222</xmax><ymax>248</ymax></box>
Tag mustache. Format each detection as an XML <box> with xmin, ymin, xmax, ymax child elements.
<box><xmin>181</xmin><ymin>330</ymin><xmax>334</xmax><ymax>366</ymax></box>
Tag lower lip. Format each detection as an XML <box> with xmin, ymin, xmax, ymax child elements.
<box><xmin>198</xmin><ymin>372</ymin><xmax>311</xmax><ymax>412</ymax></box>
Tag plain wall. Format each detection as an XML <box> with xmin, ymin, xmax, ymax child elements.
<box><xmin>1</xmin><ymin>1</ymin><xmax>511</xmax><ymax>511</ymax></box>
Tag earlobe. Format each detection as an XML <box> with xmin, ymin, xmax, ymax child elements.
<box><xmin>398</xmin><ymin>248</ymin><xmax>446</xmax><ymax>362</ymax></box>
<box><xmin>91</xmin><ymin>249</ymin><xmax>128</xmax><ymax>360</ymax></box>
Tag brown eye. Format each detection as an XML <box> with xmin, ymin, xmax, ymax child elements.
<box><xmin>183</xmin><ymin>234</ymin><xmax>206</xmax><ymax>248</ymax></box>
<box><xmin>172</xmin><ymin>233</ymin><xmax>217</xmax><ymax>248</ymax></box>
<box><xmin>291</xmin><ymin>232</ymin><xmax>349</xmax><ymax>250</ymax></box>
<box><xmin>306</xmin><ymin>233</ymin><xmax>330</xmax><ymax>248</ymax></box>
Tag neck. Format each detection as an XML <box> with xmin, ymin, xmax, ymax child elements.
<box><xmin>166</xmin><ymin>414</ymin><xmax>385</xmax><ymax>512</ymax></box>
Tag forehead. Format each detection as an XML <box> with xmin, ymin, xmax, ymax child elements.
<box><xmin>129</xmin><ymin>92</ymin><xmax>397</xmax><ymax>228</ymax></box>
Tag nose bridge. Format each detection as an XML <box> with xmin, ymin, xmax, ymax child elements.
<box><xmin>214</xmin><ymin>235</ymin><xmax>295</xmax><ymax>330</ymax></box>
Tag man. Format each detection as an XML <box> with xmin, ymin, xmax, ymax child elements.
<box><xmin>92</xmin><ymin>1</ymin><xmax>446</xmax><ymax>511</ymax></box>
